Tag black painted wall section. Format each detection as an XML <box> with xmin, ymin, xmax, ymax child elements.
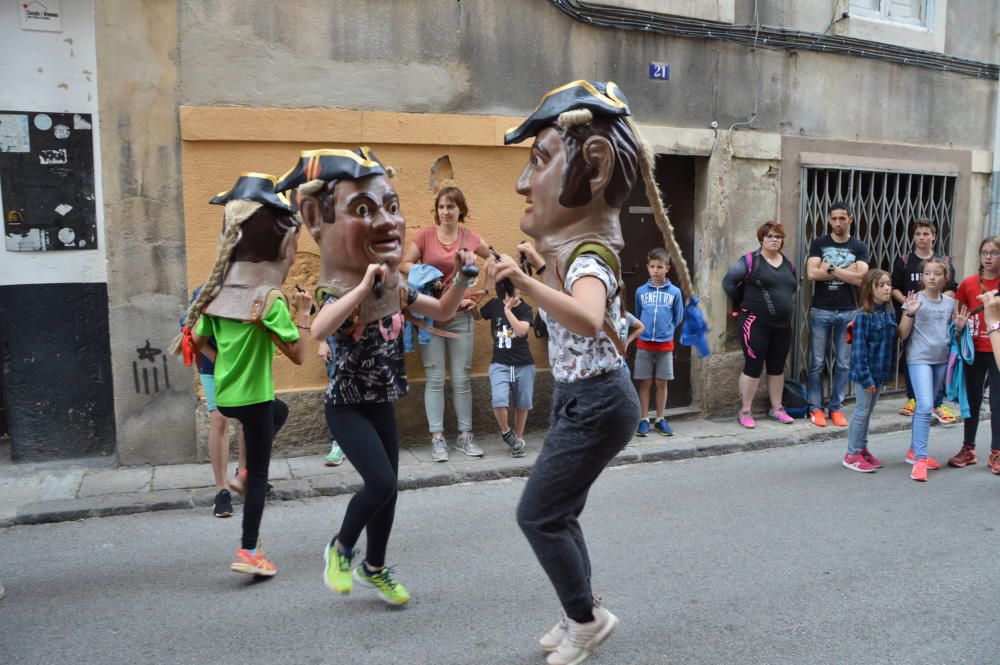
<box><xmin>0</xmin><ymin>282</ymin><xmax>116</xmax><ymax>461</ymax></box>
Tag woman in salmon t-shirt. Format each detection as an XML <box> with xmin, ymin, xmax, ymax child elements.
<box><xmin>401</xmin><ymin>185</ymin><xmax>493</xmax><ymax>462</ymax></box>
<box><xmin>951</xmin><ymin>236</ymin><xmax>1000</xmax><ymax>472</ymax></box>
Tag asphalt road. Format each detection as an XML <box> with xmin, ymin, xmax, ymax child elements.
<box><xmin>2</xmin><ymin>429</ymin><xmax>998</xmax><ymax>665</ymax></box>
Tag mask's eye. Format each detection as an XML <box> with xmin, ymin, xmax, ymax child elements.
<box><xmin>356</xmin><ymin>203</ymin><xmax>370</xmax><ymax>217</ymax></box>
<box><xmin>388</xmin><ymin>201</ymin><xmax>400</xmax><ymax>215</ymax></box>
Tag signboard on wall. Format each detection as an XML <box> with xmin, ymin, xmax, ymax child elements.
<box><xmin>19</xmin><ymin>0</ymin><xmax>63</xmax><ymax>32</ymax></box>
<box><xmin>1</xmin><ymin>110</ymin><xmax>97</xmax><ymax>251</ymax></box>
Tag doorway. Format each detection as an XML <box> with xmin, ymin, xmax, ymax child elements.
<box><xmin>619</xmin><ymin>155</ymin><xmax>697</xmax><ymax>409</ymax></box>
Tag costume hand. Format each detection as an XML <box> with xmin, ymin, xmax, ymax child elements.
<box><xmin>954</xmin><ymin>303</ymin><xmax>970</xmax><ymax>330</ymax></box>
<box><xmin>904</xmin><ymin>291</ymin><xmax>922</xmax><ymax>315</ymax></box>
<box><xmin>318</xmin><ymin>340</ymin><xmax>332</xmax><ymax>363</ymax></box>
<box><xmin>489</xmin><ymin>253</ymin><xmax>527</xmax><ymax>289</ymax></box>
<box><xmin>517</xmin><ymin>241</ymin><xmax>544</xmax><ymax>270</ymax></box>
<box><xmin>362</xmin><ymin>263</ymin><xmax>389</xmax><ymax>290</ymax></box>
<box><xmin>978</xmin><ymin>291</ymin><xmax>1000</xmax><ymax>327</ymax></box>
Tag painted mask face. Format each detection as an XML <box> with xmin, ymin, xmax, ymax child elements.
<box><xmin>515</xmin><ymin>126</ymin><xmax>587</xmax><ymax>241</ymax></box>
<box><xmin>308</xmin><ymin>174</ymin><xmax>405</xmax><ymax>283</ymax></box>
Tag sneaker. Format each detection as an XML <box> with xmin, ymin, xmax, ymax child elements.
<box><xmin>842</xmin><ymin>453</ymin><xmax>876</xmax><ymax>473</ymax></box>
<box><xmin>653</xmin><ymin>419</ymin><xmax>673</xmax><ymax>436</ymax></box>
<box><xmin>905</xmin><ymin>449</ymin><xmax>940</xmax><ymax>470</ymax></box>
<box><xmin>948</xmin><ymin>444</ymin><xmax>977</xmax><ymax>468</ymax></box>
<box><xmin>768</xmin><ymin>407</ymin><xmax>794</xmax><ymax>424</ymax></box>
<box><xmin>810</xmin><ymin>411</ymin><xmax>827</xmax><ymax>427</ymax></box>
<box><xmin>515</xmin><ymin>435</ymin><xmax>528</xmax><ymax>456</ymax></box>
<box><xmin>636</xmin><ymin>420</ymin><xmax>650</xmax><ymax>437</ymax></box>
<box><xmin>323</xmin><ymin>543</ymin><xmax>354</xmax><ymax>594</ymax></box>
<box><xmin>737</xmin><ymin>410</ymin><xmax>756</xmax><ymax>429</ymax></box>
<box><xmin>431</xmin><ymin>434</ymin><xmax>449</xmax><ymax>463</ymax></box>
<box><xmin>455</xmin><ymin>432</ymin><xmax>484</xmax><ymax>457</ymax></box>
<box><xmin>354</xmin><ymin>563</ymin><xmax>410</xmax><ymax>606</ymax></box>
<box><xmin>932</xmin><ymin>406</ymin><xmax>958</xmax><ymax>425</ymax></box>
<box><xmin>231</xmin><ymin>547</ymin><xmax>277</xmax><ymax>577</ymax></box>
<box><xmin>990</xmin><ymin>450</ymin><xmax>1000</xmax><ymax>475</ymax></box>
<box><xmin>911</xmin><ymin>458</ymin><xmax>928</xmax><ymax>482</ymax></box>
<box><xmin>213</xmin><ymin>489</ymin><xmax>233</xmax><ymax>518</ymax></box>
<box><xmin>324</xmin><ymin>441</ymin><xmax>345</xmax><ymax>467</ymax></box>
<box><xmin>829</xmin><ymin>411</ymin><xmax>848</xmax><ymax>427</ymax></box>
<box><xmin>546</xmin><ymin>605</ymin><xmax>620</xmax><ymax>665</ymax></box>
<box><xmin>899</xmin><ymin>398</ymin><xmax>916</xmax><ymax>416</ymax></box>
<box><xmin>540</xmin><ymin>612</ymin><xmax>569</xmax><ymax>652</ymax></box>
<box><xmin>859</xmin><ymin>449</ymin><xmax>883</xmax><ymax>469</ymax></box>
<box><xmin>0</xmin><ymin>582</ymin><xmax>5</xmax><ymax>601</ymax></box>
<box><xmin>502</xmin><ymin>429</ymin><xmax>526</xmax><ymax>458</ymax></box>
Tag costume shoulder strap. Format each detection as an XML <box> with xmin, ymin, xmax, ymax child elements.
<box><xmin>569</xmin><ymin>241</ymin><xmax>620</xmax><ymax>276</ymax></box>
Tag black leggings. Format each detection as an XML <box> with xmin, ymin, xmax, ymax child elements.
<box><xmin>738</xmin><ymin>309</ymin><xmax>792</xmax><ymax>379</ymax></box>
<box><xmin>326</xmin><ymin>401</ymin><xmax>399</xmax><ymax>568</ymax></box>
<box><xmin>963</xmin><ymin>351</ymin><xmax>1000</xmax><ymax>450</ymax></box>
<box><xmin>217</xmin><ymin>399</ymin><xmax>288</xmax><ymax>550</ymax></box>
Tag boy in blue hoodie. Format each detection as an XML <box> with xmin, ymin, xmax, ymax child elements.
<box><xmin>634</xmin><ymin>248</ymin><xmax>684</xmax><ymax>436</ymax></box>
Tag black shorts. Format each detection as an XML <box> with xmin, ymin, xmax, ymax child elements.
<box><xmin>738</xmin><ymin>309</ymin><xmax>792</xmax><ymax>378</ymax></box>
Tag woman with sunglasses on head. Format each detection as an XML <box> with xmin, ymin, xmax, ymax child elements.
<box><xmin>722</xmin><ymin>221</ymin><xmax>799</xmax><ymax>428</ymax></box>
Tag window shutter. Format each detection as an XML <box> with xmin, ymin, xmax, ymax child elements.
<box><xmin>888</xmin><ymin>0</ymin><xmax>926</xmax><ymax>24</ymax></box>
<box><xmin>850</xmin><ymin>0</ymin><xmax>881</xmax><ymax>11</ymax></box>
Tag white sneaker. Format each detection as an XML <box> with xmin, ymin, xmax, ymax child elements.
<box><xmin>454</xmin><ymin>432</ymin><xmax>483</xmax><ymax>457</ymax></box>
<box><xmin>539</xmin><ymin>612</ymin><xmax>567</xmax><ymax>652</ymax></box>
<box><xmin>431</xmin><ymin>434</ymin><xmax>449</xmax><ymax>462</ymax></box>
<box><xmin>546</xmin><ymin>605</ymin><xmax>619</xmax><ymax>665</ymax></box>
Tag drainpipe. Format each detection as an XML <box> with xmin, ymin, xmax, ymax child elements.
<box><xmin>991</xmin><ymin>81</ymin><xmax>1000</xmax><ymax>236</ymax></box>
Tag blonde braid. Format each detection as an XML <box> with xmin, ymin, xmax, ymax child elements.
<box><xmin>168</xmin><ymin>200</ymin><xmax>261</xmax><ymax>356</ymax></box>
<box><xmin>626</xmin><ymin>117</ymin><xmax>693</xmax><ymax>300</ymax></box>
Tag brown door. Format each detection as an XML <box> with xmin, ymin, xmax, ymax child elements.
<box><xmin>618</xmin><ymin>155</ymin><xmax>697</xmax><ymax>408</ymax></box>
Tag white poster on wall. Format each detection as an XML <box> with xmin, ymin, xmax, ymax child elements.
<box><xmin>19</xmin><ymin>0</ymin><xmax>62</xmax><ymax>32</ymax></box>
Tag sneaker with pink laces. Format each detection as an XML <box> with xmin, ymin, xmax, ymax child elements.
<box><xmin>738</xmin><ymin>409</ymin><xmax>756</xmax><ymax>429</ymax></box>
<box><xmin>767</xmin><ymin>407</ymin><xmax>794</xmax><ymax>424</ymax></box>
<box><xmin>842</xmin><ymin>453</ymin><xmax>876</xmax><ymax>473</ymax></box>
<box><xmin>859</xmin><ymin>449</ymin><xmax>883</xmax><ymax>468</ymax></box>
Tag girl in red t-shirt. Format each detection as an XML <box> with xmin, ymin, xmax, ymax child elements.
<box><xmin>951</xmin><ymin>236</ymin><xmax>1000</xmax><ymax>471</ymax></box>
<box><xmin>400</xmin><ymin>185</ymin><xmax>493</xmax><ymax>460</ymax></box>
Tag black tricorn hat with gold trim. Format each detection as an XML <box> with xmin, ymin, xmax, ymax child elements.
<box><xmin>504</xmin><ymin>80</ymin><xmax>632</xmax><ymax>146</ymax></box>
<box><xmin>210</xmin><ymin>173</ymin><xmax>294</xmax><ymax>212</ymax></box>
<box><xmin>275</xmin><ymin>147</ymin><xmax>386</xmax><ymax>194</ymax></box>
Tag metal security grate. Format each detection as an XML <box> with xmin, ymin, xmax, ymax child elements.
<box><xmin>792</xmin><ymin>167</ymin><xmax>958</xmax><ymax>392</ymax></box>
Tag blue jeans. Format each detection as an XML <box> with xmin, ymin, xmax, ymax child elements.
<box><xmin>847</xmin><ymin>382</ymin><xmax>880</xmax><ymax>455</ymax></box>
<box><xmin>807</xmin><ymin>308</ymin><xmax>854</xmax><ymax>413</ymax></box>
<box><xmin>908</xmin><ymin>362</ymin><xmax>947</xmax><ymax>460</ymax></box>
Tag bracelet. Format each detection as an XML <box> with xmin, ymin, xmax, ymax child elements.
<box><xmin>296</xmin><ymin>324</ymin><xmax>310</xmax><ymax>330</ymax></box>
<box><xmin>535</xmin><ymin>264</ymin><xmax>547</xmax><ymax>275</ymax></box>
<box><xmin>453</xmin><ymin>274</ymin><xmax>478</xmax><ymax>288</ymax></box>
<box><xmin>904</xmin><ymin>312</ymin><xmax>915</xmax><ymax>318</ymax></box>
<box><xmin>988</xmin><ymin>328</ymin><xmax>1000</xmax><ymax>335</ymax></box>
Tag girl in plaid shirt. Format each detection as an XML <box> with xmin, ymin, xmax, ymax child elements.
<box><xmin>843</xmin><ymin>270</ymin><xmax>897</xmax><ymax>473</ymax></box>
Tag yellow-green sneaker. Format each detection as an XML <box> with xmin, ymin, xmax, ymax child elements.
<box><xmin>354</xmin><ymin>563</ymin><xmax>410</xmax><ymax>606</ymax></box>
<box><xmin>323</xmin><ymin>544</ymin><xmax>354</xmax><ymax>594</ymax></box>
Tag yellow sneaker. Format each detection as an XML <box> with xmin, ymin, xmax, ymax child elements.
<box><xmin>899</xmin><ymin>398</ymin><xmax>916</xmax><ymax>416</ymax></box>
<box><xmin>323</xmin><ymin>544</ymin><xmax>354</xmax><ymax>594</ymax></box>
<box><xmin>932</xmin><ymin>405</ymin><xmax>958</xmax><ymax>425</ymax></box>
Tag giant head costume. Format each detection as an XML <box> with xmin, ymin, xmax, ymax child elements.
<box><xmin>504</xmin><ymin>80</ymin><xmax>692</xmax><ymax>301</ymax></box>
<box><xmin>276</xmin><ymin>147</ymin><xmax>405</xmax><ymax>324</ymax></box>
<box><xmin>171</xmin><ymin>173</ymin><xmax>299</xmax><ymax>359</ymax></box>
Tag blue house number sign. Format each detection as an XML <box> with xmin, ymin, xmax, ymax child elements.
<box><xmin>649</xmin><ymin>62</ymin><xmax>670</xmax><ymax>80</ymax></box>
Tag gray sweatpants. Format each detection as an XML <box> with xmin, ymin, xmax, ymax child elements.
<box><xmin>516</xmin><ymin>367</ymin><xmax>640</xmax><ymax>620</ymax></box>
<box><xmin>418</xmin><ymin>310</ymin><xmax>474</xmax><ymax>433</ymax></box>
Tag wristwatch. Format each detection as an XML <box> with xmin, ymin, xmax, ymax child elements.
<box><xmin>826</xmin><ymin>264</ymin><xmax>836</xmax><ymax>275</ymax></box>
<box><xmin>987</xmin><ymin>321</ymin><xmax>1000</xmax><ymax>335</ymax></box>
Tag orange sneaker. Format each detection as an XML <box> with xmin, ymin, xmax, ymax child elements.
<box><xmin>906</xmin><ymin>449</ymin><xmax>940</xmax><ymax>470</ymax></box>
<box><xmin>989</xmin><ymin>450</ymin><xmax>1000</xmax><ymax>475</ymax></box>
<box><xmin>910</xmin><ymin>458</ymin><xmax>928</xmax><ymax>482</ymax></box>
<box><xmin>829</xmin><ymin>411</ymin><xmax>848</xmax><ymax>427</ymax></box>
<box><xmin>948</xmin><ymin>445</ymin><xmax>977</xmax><ymax>468</ymax></box>
<box><xmin>810</xmin><ymin>411</ymin><xmax>827</xmax><ymax>427</ymax></box>
<box><xmin>231</xmin><ymin>548</ymin><xmax>277</xmax><ymax>577</ymax></box>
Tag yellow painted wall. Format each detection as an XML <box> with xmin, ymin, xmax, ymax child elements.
<box><xmin>180</xmin><ymin>107</ymin><xmax>549</xmax><ymax>392</ymax></box>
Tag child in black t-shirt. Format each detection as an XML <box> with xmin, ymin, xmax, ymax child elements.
<box><xmin>479</xmin><ymin>289</ymin><xmax>536</xmax><ymax>457</ymax></box>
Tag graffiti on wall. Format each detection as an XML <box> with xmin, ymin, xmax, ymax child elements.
<box><xmin>0</xmin><ymin>110</ymin><xmax>97</xmax><ymax>251</ymax></box>
<box><xmin>133</xmin><ymin>340</ymin><xmax>170</xmax><ymax>395</ymax></box>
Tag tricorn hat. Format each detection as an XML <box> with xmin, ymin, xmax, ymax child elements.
<box><xmin>275</xmin><ymin>147</ymin><xmax>386</xmax><ymax>193</ymax></box>
<box><xmin>503</xmin><ymin>80</ymin><xmax>632</xmax><ymax>146</ymax></box>
<box><xmin>210</xmin><ymin>172</ymin><xmax>294</xmax><ymax>212</ymax></box>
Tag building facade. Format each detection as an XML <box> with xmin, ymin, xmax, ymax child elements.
<box><xmin>1</xmin><ymin>0</ymin><xmax>996</xmax><ymax>463</ymax></box>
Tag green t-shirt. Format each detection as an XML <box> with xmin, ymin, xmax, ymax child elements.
<box><xmin>194</xmin><ymin>297</ymin><xmax>299</xmax><ymax>407</ymax></box>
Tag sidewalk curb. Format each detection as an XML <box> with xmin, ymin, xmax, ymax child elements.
<box><xmin>5</xmin><ymin>417</ymin><xmax>915</xmax><ymax>528</ymax></box>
